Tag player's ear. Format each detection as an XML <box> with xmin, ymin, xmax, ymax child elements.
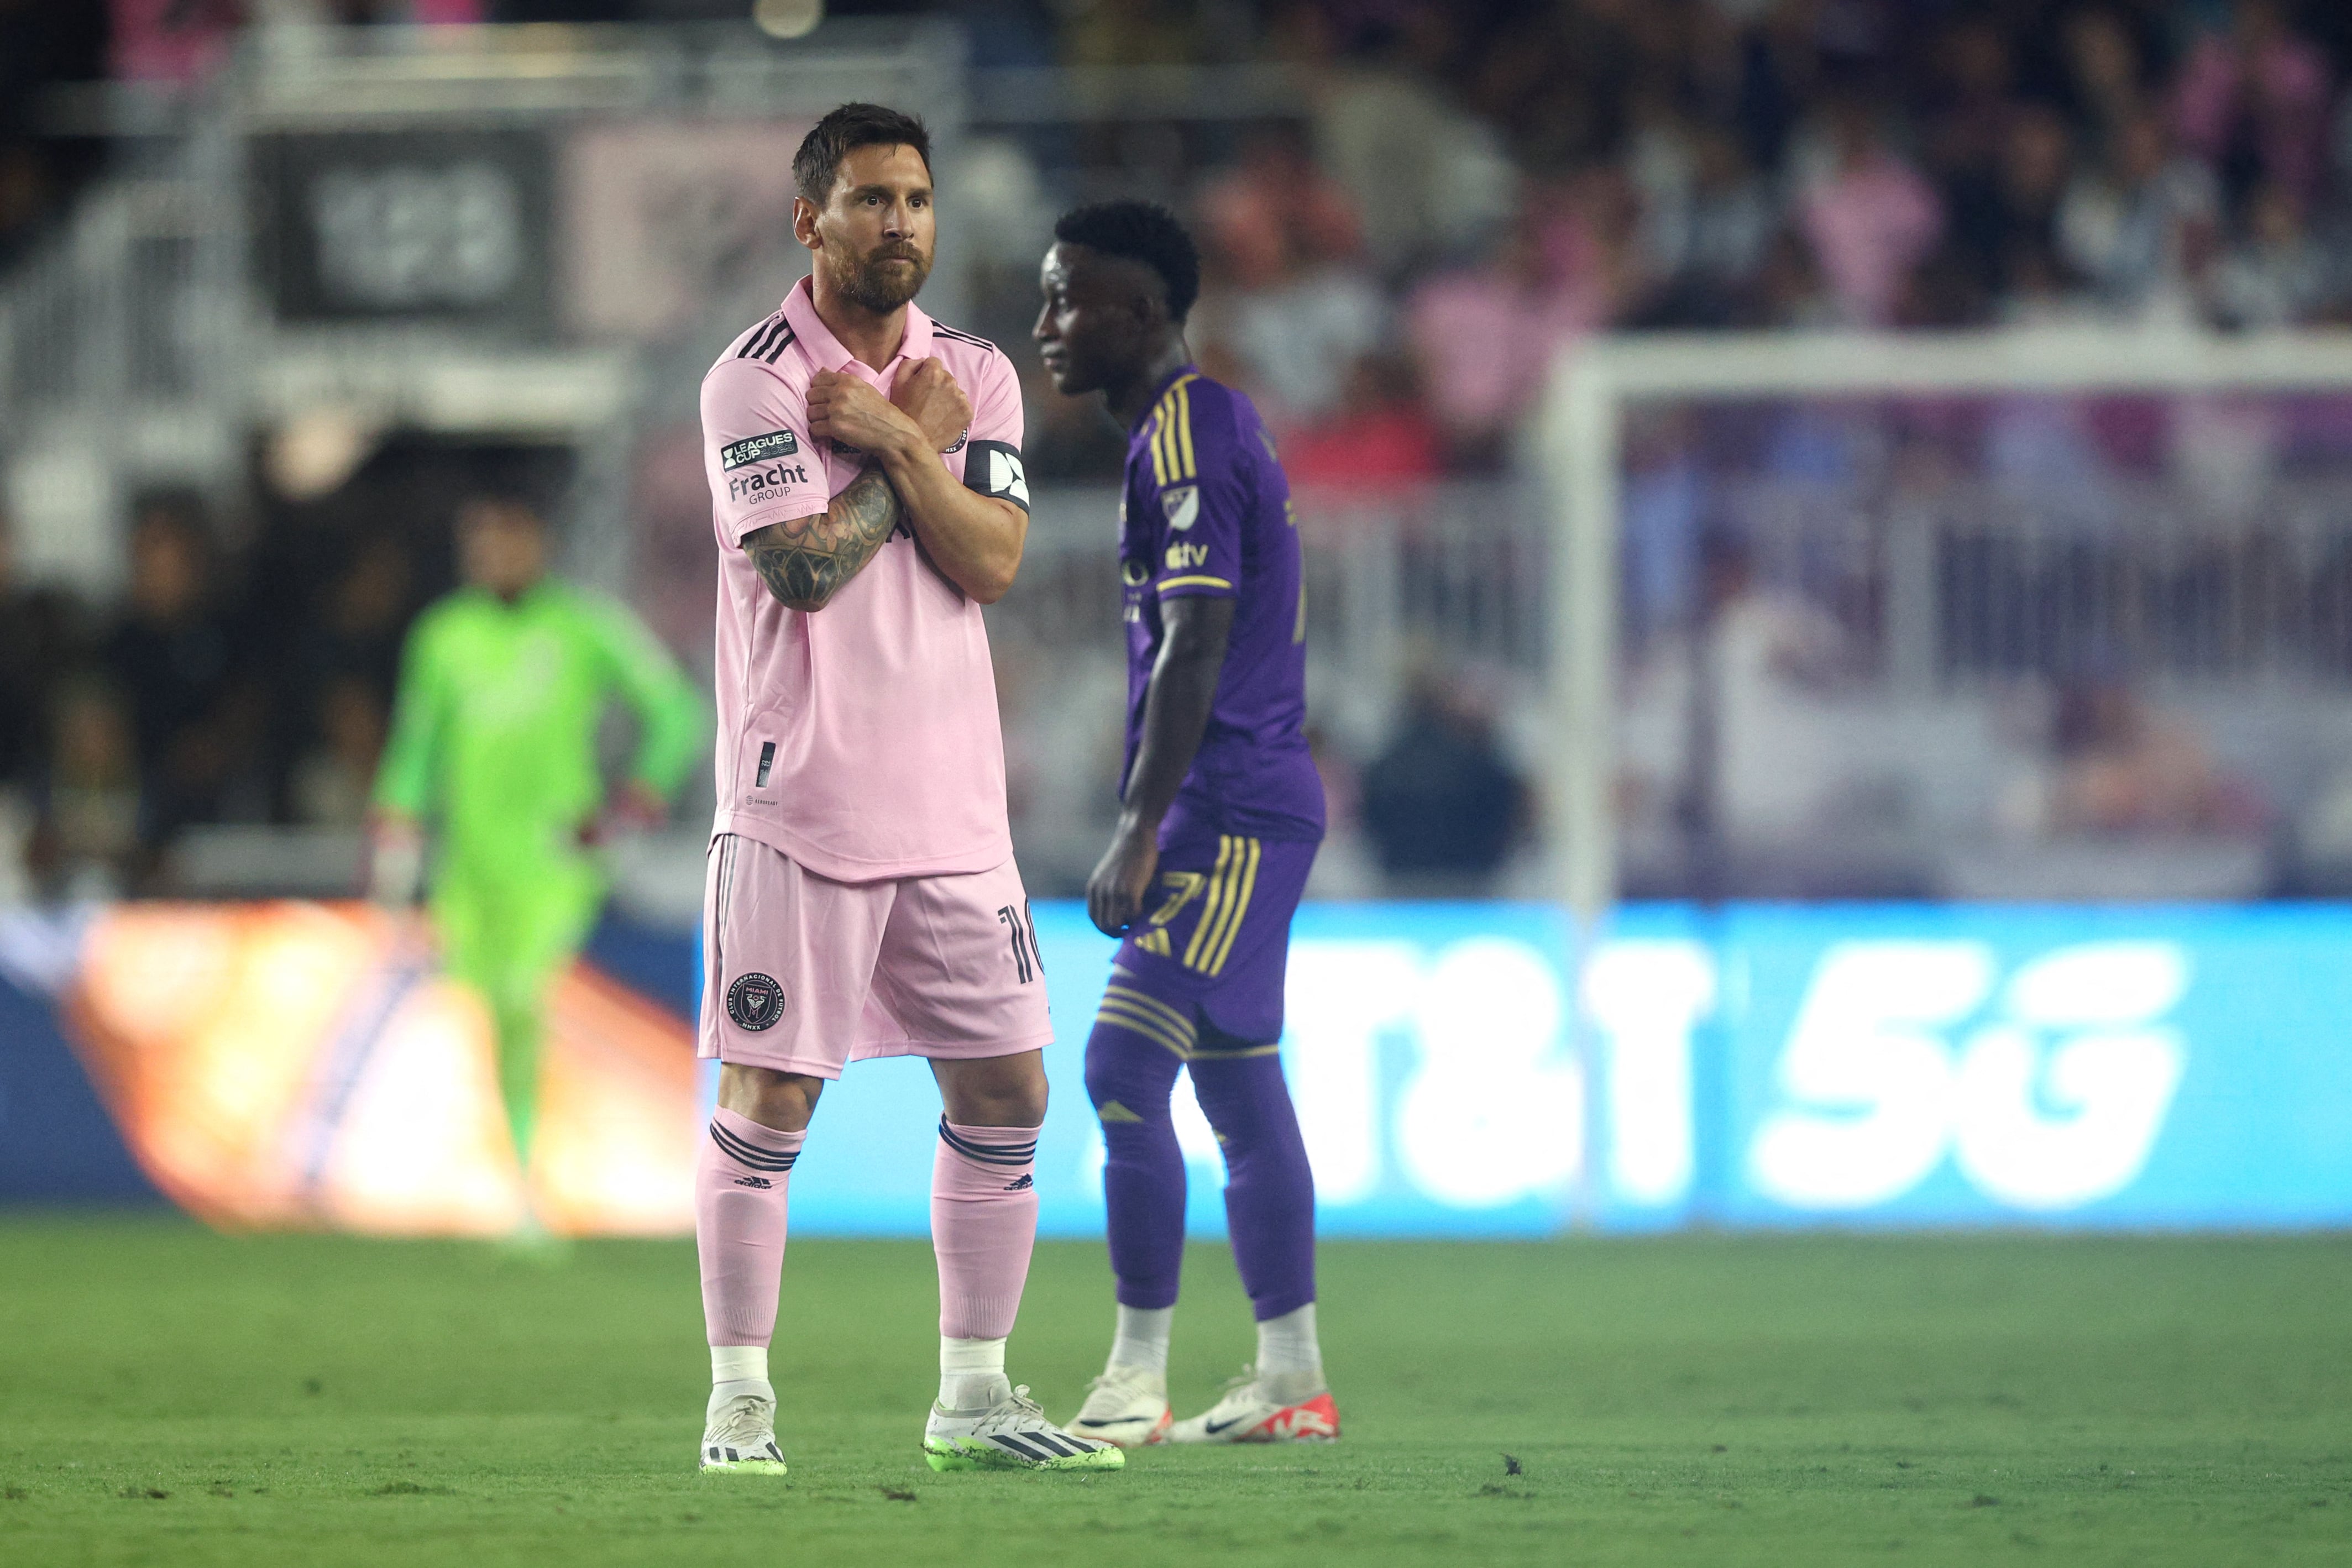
<box><xmin>792</xmin><ymin>195</ymin><xmax>822</xmax><ymax>251</ymax></box>
<box><xmin>1130</xmin><ymin>282</ymin><xmax>1168</xmax><ymax>334</ymax></box>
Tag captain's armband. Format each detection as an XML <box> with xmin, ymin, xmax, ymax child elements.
<box><xmin>963</xmin><ymin>440</ymin><xmax>1030</xmax><ymax>512</ymax></box>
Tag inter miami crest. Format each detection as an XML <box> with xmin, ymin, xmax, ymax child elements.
<box><xmin>726</xmin><ymin>972</ymin><xmax>785</xmax><ymax>1031</ymax></box>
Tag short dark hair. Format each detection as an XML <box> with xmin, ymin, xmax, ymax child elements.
<box><xmin>794</xmin><ymin>103</ymin><xmax>931</xmax><ymax>205</ymax></box>
<box><xmin>1053</xmin><ymin>201</ymin><xmax>1201</xmax><ymax>324</ymax></box>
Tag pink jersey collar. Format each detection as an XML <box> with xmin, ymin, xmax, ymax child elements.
<box><xmin>780</xmin><ymin>275</ymin><xmax>937</xmax><ymax>375</ymax></box>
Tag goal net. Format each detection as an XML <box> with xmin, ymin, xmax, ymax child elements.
<box><xmin>1542</xmin><ymin>329</ymin><xmax>2352</xmax><ymax>914</ymax></box>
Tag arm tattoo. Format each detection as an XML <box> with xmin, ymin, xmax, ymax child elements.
<box><xmin>742</xmin><ymin>468</ymin><xmax>903</xmax><ymax>611</ymax></box>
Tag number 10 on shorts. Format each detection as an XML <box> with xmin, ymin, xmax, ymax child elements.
<box><xmin>998</xmin><ymin>903</ymin><xmax>1043</xmax><ymax>984</ymax></box>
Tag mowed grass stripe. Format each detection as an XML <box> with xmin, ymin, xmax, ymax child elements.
<box><xmin>0</xmin><ymin>1217</ymin><xmax>2347</xmax><ymax>1566</ymax></box>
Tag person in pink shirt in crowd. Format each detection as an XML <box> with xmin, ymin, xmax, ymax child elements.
<box><xmin>109</xmin><ymin>0</ymin><xmax>240</xmax><ymax>82</ymax></box>
<box><xmin>1195</xmin><ymin>127</ymin><xmax>1363</xmax><ymax>293</ymax></box>
<box><xmin>690</xmin><ymin>103</ymin><xmax>1119</xmax><ymax>1479</ymax></box>
<box><xmin>108</xmin><ymin>0</ymin><xmax>481</xmax><ymax>82</ymax></box>
<box><xmin>1800</xmin><ymin>95</ymin><xmax>1945</xmax><ymax>327</ymax></box>
<box><xmin>2172</xmin><ymin>0</ymin><xmax>2333</xmax><ymax>209</ymax></box>
<box><xmin>1406</xmin><ymin>176</ymin><xmax>1627</xmax><ymax>467</ymax></box>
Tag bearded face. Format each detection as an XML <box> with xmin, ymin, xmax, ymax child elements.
<box><xmin>830</xmin><ymin>234</ymin><xmax>932</xmax><ymax>313</ymax></box>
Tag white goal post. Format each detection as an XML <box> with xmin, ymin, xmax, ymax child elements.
<box><xmin>1539</xmin><ymin>327</ymin><xmax>2352</xmax><ymax>925</ymax></box>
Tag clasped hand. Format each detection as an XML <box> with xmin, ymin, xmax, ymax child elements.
<box><xmin>809</xmin><ymin>358</ymin><xmax>972</xmax><ymax>459</ymax></box>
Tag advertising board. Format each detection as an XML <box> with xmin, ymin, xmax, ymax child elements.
<box><xmin>15</xmin><ymin>901</ymin><xmax>2351</xmax><ymax>1235</ymax></box>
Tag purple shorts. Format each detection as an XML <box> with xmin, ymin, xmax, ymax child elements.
<box><xmin>1110</xmin><ymin>827</ymin><xmax>1318</xmax><ymax>1045</ymax></box>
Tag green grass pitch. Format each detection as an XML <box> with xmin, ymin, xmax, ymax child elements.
<box><xmin>1</xmin><ymin>1217</ymin><xmax>2348</xmax><ymax>1566</ymax></box>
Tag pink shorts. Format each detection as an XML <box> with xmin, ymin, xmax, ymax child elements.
<box><xmin>698</xmin><ymin>833</ymin><xmax>1052</xmax><ymax>1078</ymax></box>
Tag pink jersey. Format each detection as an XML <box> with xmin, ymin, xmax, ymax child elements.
<box><xmin>700</xmin><ymin>277</ymin><xmax>1031</xmax><ymax>882</ymax></box>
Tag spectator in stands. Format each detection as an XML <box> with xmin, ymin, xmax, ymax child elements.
<box><xmin>1949</xmin><ymin>104</ymin><xmax>2079</xmax><ymax>302</ymax></box>
<box><xmin>290</xmin><ymin>674</ymin><xmax>386</xmax><ymax>829</ymax></box>
<box><xmin>1358</xmin><ymin>660</ymin><xmax>1527</xmax><ymax>895</ymax></box>
<box><xmin>2209</xmin><ymin>181</ymin><xmax>2330</xmax><ymax>327</ymax></box>
<box><xmin>108</xmin><ymin>0</ymin><xmax>242</xmax><ymax>84</ymax></box>
<box><xmin>27</xmin><ymin>679</ymin><xmax>142</xmax><ymax>900</ymax></box>
<box><xmin>1798</xmin><ymin>94</ymin><xmax>1945</xmax><ymax>326</ymax></box>
<box><xmin>1672</xmin><ymin>523</ymin><xmax>1861</xmax><ymax>865</ymax></box>
<box><xmin>1192</xmin><ymin>125</ymin><xmax>1385</xmax><ymax>429</ymax></box>
<box><xmin>1308</xmin><ymin>9</ymin><xmax>1517</xmax><ymax>275</ymax></box>
<box><xmin>2034</xmin><ymin>675</ymin><xmax>2264</xmax><ymax>838</ymax></box>
<box><xmin>1056</xmin><ymin>0</ymin><xmax>1209</xmax><ymax>69</ymax></box>
<box><xmin>1633</xmin><ymin>119</ymin><xmax>1775</xmax><ymax>328</ymax></box>
<box><xmin>301</xmin><ymin>533</ymin><xmax>413</xmax><ymax>713</ymax></box>
<box><xmin>1276</xmin><ymin>349</ymin><xmax>1443</xmax><ymax>494</ymax></box>
<box><xmin>1752</xmin><ymin>222</ymin><xmax>1837</xmax><ymax>328</ymax></box>
<box><xmin>1406</xmin><ymin>181</ymin><xmax>1622</xmax><ymax>467</ymax></box>
<box><xmin>1921</xmin><ymin>13</ymin><xmax>2023</xmax><ymax>252</ymax></box>
<box><xmin>2061</xmin><ymin>8</ymin><xmax>2161</xmax><ymax>165</ymax></box>
<box><xmin>2172</xmin><ymin>0</ymin><xmax>2334</xmax><ymax>212</ymax></box>
<box><xmin>2058</xmin><ymin>107</ymin><xmax>2221</xmax><ymax>319</ymax></box>
<box><xmin>101</xmin><ymin>496</ymin><xmax>259</xmax><ymax>853</ymax></box>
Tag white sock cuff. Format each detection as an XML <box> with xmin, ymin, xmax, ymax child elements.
<box><xmin>938</xmin><ymin>1335</ymin><xmax>1012</xmax><ymax>1413</ymax></box>
<box><xmin>711</xmin><ymin>1344</ymin><xmax>769</xmax><ymax>1385</ymax></box>
<box><xmin>940</xmin><ymin>1335</ymin><xmax>1008</xmax><ymax>1376</ymax></box>
<box><xmin>1255</xmin><ymin>1302</ymin><xmax>1321</xmax><ymax>1376</ymax></box>
<box><xmin>1109</xmin><ymin>1304</ymin><xmax>1175</xmax><ymax>1374</ymax></box>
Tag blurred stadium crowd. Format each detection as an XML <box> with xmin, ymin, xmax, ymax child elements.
<box><xmin>8</xmin><ymin>0</ymin><xmax>2352</xmax><ymax>902</ymax></box>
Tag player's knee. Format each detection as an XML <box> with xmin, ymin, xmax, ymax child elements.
<box><xmin>1081</xmin><ymin>1034</ymin><xmax>1123</xmax><ymax>1110</ymax></box>
<box><xmin>1083</xmin><ymin>1023</ymin><xmax>1175</xmax><ymax>1112</ymax></box>
<box><xmin>718</xmin><ymin>1062</ymin><xmax>823</xmax><ymax>1132</ymax></box>
<box><xmin>935</xmin><ymin>1050</ymin><xmax>1047</xmax><ymax>1128</ymax></box>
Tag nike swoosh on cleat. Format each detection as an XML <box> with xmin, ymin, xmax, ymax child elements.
<box><xmin>1204</xmin><ymin>1415</ymin><xmax>1252</xmax><ymax>1435</ymax></box>
<box><xmin>1083</xmin><ymin>1415</ymin><xmax>1152</xmax><ymax>1425</ymax></box>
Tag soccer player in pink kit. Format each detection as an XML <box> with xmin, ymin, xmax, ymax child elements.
<box><xmin>692</xmin><ymin>104</ymin><xmax>1118</xmax><ymax>1476</ymax></box>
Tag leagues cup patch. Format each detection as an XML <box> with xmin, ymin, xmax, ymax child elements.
<box><xmin>726</xmin><ymin>973</ymin><xmax>785</xmax><ymax>1031</ymax></box>
<box><xmin>720</xmin><ymin>429</ymin><xmax>800</xmax><ymax>470</ymax></box>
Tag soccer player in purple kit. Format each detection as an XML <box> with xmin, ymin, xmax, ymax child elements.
<box><xmin>1033</xmin><ymin>202</ymin><xmax>1338</xmax><ymax>1448</ymax></box>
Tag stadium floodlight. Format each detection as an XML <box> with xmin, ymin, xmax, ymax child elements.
<box><xmin>1539</xmin><ymin>326</ymin><xmax>2352</xmax><ymax>926</ymax></box>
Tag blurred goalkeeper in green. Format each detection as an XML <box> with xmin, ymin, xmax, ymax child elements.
<box><xmin>371</xmin><ymin>495</ymin><xmax>705</xmax><ymax>1211</ymax></box>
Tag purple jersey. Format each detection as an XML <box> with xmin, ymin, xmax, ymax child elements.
<box><xmin>1120</xmin><ymin>368</ymin><xmax>1324</xmax><ymax>843</ymax></box>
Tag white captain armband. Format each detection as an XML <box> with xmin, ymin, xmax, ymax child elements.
<box><xmin>963</xmin><ymin>440</ymin><xmax>1030</xmax><ymax>511</ymax></box>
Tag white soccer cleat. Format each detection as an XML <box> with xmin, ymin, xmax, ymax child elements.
<box><xmin>1065</xmin><ymin>1366</ymin><xmax>1174</xmax><ymax>1448</ymax></box>
<box><xmin>1166</xmin><ymin>1366</ymin><xmax>1340</xmax><ymax>1444</ymax></box>
<box><xmin>923</xmin><ymin>1385</ymin><xmax>1127</xmax><ymax>1471</ymax></box>
<box><xmin>699</xmin><ymin>1391</ymin><xmax>789</xmax><ymax>1475</ymax></box>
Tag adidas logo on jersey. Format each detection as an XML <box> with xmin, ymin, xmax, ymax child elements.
<box><xmin>1003</xmin><ymin>1174</ymin><xmax>1034</xmax><ymax>1192</ymax></box>
<box><xmin>734</xmin><ymin>1176</ymin><xmax>773</xmax><ymax>1189</ymax></box>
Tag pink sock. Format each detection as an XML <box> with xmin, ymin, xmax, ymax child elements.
<box><xmin>932</xmin><ymin>1118</ymin><xmax>1039</xmax><ymax>1339</ymax></box>
<box><xmin>696</xmin><ymin>1108</ymin><xmax>805</xmax><ymax>1349</ymax></box>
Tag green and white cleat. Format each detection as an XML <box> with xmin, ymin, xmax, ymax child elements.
<box><xmin>699</xmin><ymin>1389</ymin><xmax>789</xmax><ymax>1475</ymax></box>
<box><xmin>923</xmin><ymin>1385</ymin><xmax>1125</xmax><ymax>1472</ymax></box>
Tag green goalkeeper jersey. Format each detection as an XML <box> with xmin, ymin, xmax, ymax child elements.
<box><xmin>374</xmin><ymin>580</ymin><xmax>704</xmax><ymax>866</ymax></box>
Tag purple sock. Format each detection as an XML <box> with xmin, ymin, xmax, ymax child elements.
<box><xmin>1190</xmin><ymin>1047</ymin><xmax>1317</xmax><ymax>1322</ymax></box>
<box><xmin>1084</xmin><ymin>1018</ymin><xmax>1188</xmax><ymax>1309</ymax></box>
